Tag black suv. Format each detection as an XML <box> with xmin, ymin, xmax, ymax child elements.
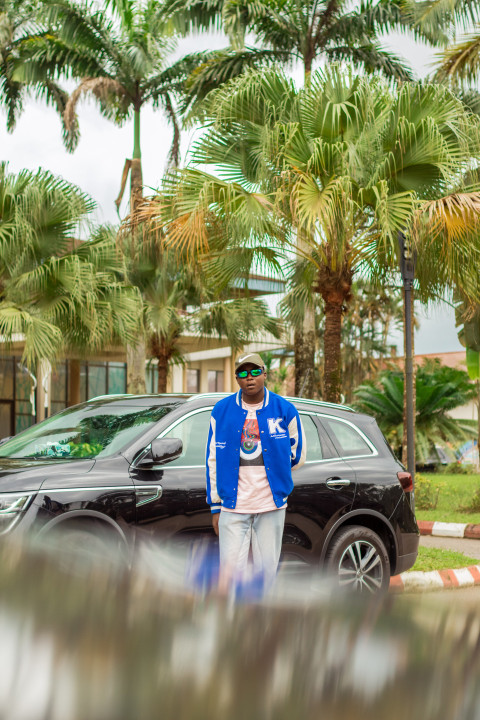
<box><xmin>0</xmin><ymin>393</ymin><xmax>418</xmax><ymax>593</ymax></box>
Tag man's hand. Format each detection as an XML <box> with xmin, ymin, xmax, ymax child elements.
<box><xmin>212</xmin><ymin>512</ymin><xmax>219</xmax><ymax>536</ymax></box>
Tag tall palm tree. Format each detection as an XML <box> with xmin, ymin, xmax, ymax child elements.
<box><xmin>13</xmin><ymin>0</ymin><xmax>204</xmax><ymax>392</ymax></box>
<box><xmin>13</xmin><ymin>0</ymin><xmax>197</xmax><ymax>210</ymax></box>
<box><xmin>0</xmin><ymin>163</ymin><xmax>141</xmax><ymax>372</ymax></box>
<box><xmin>164</xmin><ymin>0</ymin><xmax>417</xmax><ymax>102</ymax></box>
<box><xmin>163</xmin><ymin>0</ymin><xmax>422</xmax><ymax>396</ymax></box>
<box><xmin>123</xmin><ymin>227</ymin><xmax>282</xmax><ymax>392</ymax></box>
<box><xmin>145</xmin><ymin>66</ymin><xmax>480</xmax><ymax>403</ymax></box>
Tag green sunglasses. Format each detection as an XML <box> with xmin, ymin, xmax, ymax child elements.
<box><xmin>236</xmin><ymin>368</ymin><xmax>263</xmax><ymax>379</ymax></box>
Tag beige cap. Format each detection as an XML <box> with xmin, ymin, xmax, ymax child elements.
<box><xmin>235</xmin><ymin>352</ymin><xmax>265</xmax><ymax>371</ymax></box>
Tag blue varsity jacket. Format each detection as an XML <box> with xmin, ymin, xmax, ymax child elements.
<box><xmin>206</xmin><ymin>388</ymin><xmax>306</xmax><ymax>513</ymax></box>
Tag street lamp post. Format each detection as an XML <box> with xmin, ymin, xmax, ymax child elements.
<box><xmin>398</xmin><ymin>231</ymin><xmax>416</xmax><ymax>485</ymax></box>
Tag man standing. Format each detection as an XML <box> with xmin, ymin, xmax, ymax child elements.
<box><xmin>206</xmin><ymin>352</ymin><xmax>306</xmax><ymax>593</ymax></box>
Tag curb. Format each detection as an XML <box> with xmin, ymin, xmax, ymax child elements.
<box><xmin>389</xmin><ymin>521</ymin><xmax>480</xmax><ymax>593</ymax></box>
<box><xmin>389</xmin><ymin>566</ymin><xmax>480</xmax><ymax>593</ymax></box>
<box><xmin>418</xmin><ymin>520</ymin><xmax>480</xmax><ymax>539</ymax></box>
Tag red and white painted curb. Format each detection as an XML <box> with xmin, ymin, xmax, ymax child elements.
<box><xmin>388</xmin><ymin>521</ymin><xmax>480</xmax><ymax>593</ymax></box>
<box><xmin>389</xmin><ymin>565</ymin><xmax>480</xmax><ymax>593</ymax></box>
<box><xmin>418</xmin><ymin>520</ymin><xmax>480</xmax><ymax>539</ymax></box>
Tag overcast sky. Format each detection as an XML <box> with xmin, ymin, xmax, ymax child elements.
<box><xmin>0</xmin><ymin>23</ymin><xmax>464</xmax><ymax>355</ymax></box>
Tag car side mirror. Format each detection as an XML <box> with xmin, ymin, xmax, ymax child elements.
<box><xmin>150</xmin><ymin>437</ymin><xmax>183</xmax><ymax>465</ymax></box>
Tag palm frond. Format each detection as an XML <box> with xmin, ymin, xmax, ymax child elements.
<box><xmin>64</xmin><ymin>76</ymin><xmax>127</xmax><ymax>141</ymax></box>
<box><xmin>434</xmin><ymin>28</ymin><xmax>480</xmax><ymax>84</ymax></box>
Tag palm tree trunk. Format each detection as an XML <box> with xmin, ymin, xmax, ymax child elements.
<box><xmin>294</xmin><ymin>315</ymin><xmax>316</xmax><ymax>397</ymax></box>
<box><xmin>292</xmin><ymin>69</ymin><xmax>317</xmax><ymax>399</ymax></box>
<box><xmin>126</xmin><ymin>106</ymin><xmax>147</xmax><ymax>393</ymax></box>
<box><xmin>130</xmin><ymin>107</ymin><xmax>143</xmax><ymax>213</ymax></box>
<box><xmin>127</xmin><ymin>341</ymin><xmax>146</xmax><ymax>395</ymax></box>
<box><xmin>157</xmin><ymin>356</ymin><xmax>168</xmax><ymax>393</ymax></box>
<box><xmin>318</xmin><ymin>258</ymin><xmax>352</xmax><ymax>403</ymax></box>
<box><xmin>150</xmin><ymin>334</ymin><xmax>170</xmax><ymax>393</ymax></box>
<box><xmin>323</xmin><ymin>300</ymin><xmax>343</xmax><ymax>403</ymax></box>
<box><xmin>294</xmin><ymin>224</ymin><xmax>316</xmax><ymax>398</ymax></box>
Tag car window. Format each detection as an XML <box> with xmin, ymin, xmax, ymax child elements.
<box><xmin>300</xmin><ymin>414</ymin><xmax>325</xmax><ymax>461</ymax></box>
<box><xmin>160</xmin><ymin>410</ymin><xmax>212</xmax><ymax>467</ymax></box>
<box><xmin>0</xmin><ymin>403</ymin><xmax>178</xmax><ymax>459</ymax></box>
<box><xmin>322</xmin><ymin>418</ymin><xmax>374</xmax><ymax>457</ymax></box>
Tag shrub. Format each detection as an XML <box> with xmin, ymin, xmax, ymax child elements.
<box><xmin>439</xmin><ymin>462</ymin><xmax>478</xmax><ymax>475</ymax></box>
<box><xmin>459</xmin><ymin>486</ymin><xmax>480</xmax><ymax>513</ymax></box>
<box><xmin>415</xmin><ymin>473</ymin><xmax>443</xmax><ymax>510</ymax></box>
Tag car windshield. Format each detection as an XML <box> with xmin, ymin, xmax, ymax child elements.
<box><xmin>0</xmin><ymin>401</ymin><xmax>179</xmax><ymax>459</ymax></box>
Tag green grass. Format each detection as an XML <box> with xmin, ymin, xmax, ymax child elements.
<box><xmin>407</xmin><ymin>546</ymin><xmax>479</xmax><ymax>573</ymax></box>
<box><xmin>415</xmin><ymin>473</ymin><xmax>480</xmax><ymax>524</ymax></box>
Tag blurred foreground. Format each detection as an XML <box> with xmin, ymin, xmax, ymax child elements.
<box><xmin>1</xmin><ymin>537</ymin><xmax>480</xmax><ymax>720</ymax></box>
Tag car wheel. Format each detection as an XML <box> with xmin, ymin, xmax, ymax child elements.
<box><xmin>325</xmin><ymin>525</ymin><xmax>390</xmax><ymax>595</ymax></box>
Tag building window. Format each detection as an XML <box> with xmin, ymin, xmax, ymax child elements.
<box><xmin>186</xmin><ymin>369</ymin><xmax>200</xmax><ymax>393</ymax></box>
<box><xmin>146</xmin><ymin>363</ymin><xmax>159</xmax><ymax>394</ymax></box>
<box><xmin>79</xmin><ymin>362</ymin><xmax>127</xmax><ymax>402</ymax></box>
<box><xmin>15</xmin><ymin>362</ymin><xmax>36</xmax><ymax>433</ymax></box>
<box><xmin>107</xmin><ymin>362</ymin><xmax>126</xmax><ymax>395</ymax></box>
<box><xmin>207</xmin><ymin>370</ymin><xmax>224</xmax><ymax>392</ymax></box>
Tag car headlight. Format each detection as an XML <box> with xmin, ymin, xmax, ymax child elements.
<box><xmin>0</xmin><ymin>493</ymin><xmax>34</xmax><ymax>534</ymax></box>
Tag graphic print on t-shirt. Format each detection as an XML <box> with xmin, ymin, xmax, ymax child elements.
<box><xmin>240</xmin><ymin>417</ymin><xmax>264</xmax><ymax>465</ymax></box>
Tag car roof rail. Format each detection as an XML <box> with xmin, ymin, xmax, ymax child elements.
<box><xmin>186</xmin><ymin>392</ymin><xmax>353</xmax><ymax>411</ymax></box>
<box><xmin>185</xmin><ymin>392</ymin><xmax>229</xmax><ymax>401</ymax></box>
<box><xmin>284</xmin><ymin>396</ymin><xmax>354</xmax><ymax>412</ymax></box>
<box><xmin>88</xmin><ymin>394</ymin><xmax>129</xmax><ymax>401</ymax></box>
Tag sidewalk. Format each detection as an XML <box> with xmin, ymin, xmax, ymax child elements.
<box><xmin>389</xmin><ymin>520</ymin><xmax>480</xmax><ymax>594</ymax></box>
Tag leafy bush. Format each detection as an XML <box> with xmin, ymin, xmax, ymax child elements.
<box><xmin>439</xmin><ymin>462</ymin><xmax>478</xmax><ymax>475</ymax></box>
<box><xmin>459</xmin><ymin>485</ymin><xmax>480</xmax><ymax>513</ymax></box>
<box><xmin>415</xmin><ymin>473</ymin><xmax>443</xmax><ymax>510</ymax></box>
<box><xmin>353</xmin><ymin>360</ymin><xmax>477</xmax><ymax>463</ymax></box>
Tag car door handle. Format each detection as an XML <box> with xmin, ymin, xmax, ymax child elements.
<box><xmin>326</xmin><ymin>478</ymin><xmax>351</xmax><ymax>488</ymax></box>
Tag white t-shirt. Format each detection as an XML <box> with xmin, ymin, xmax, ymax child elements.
<box><xmin>222</xmin><ymin>398</ymin><xmax>286</xmax><ymax>514</ymax></box>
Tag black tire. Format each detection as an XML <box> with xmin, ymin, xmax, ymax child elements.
<box><xmin>325</xmin><ymin>525</ymin><xmax>390</xmax><ymax>595</ymax></box>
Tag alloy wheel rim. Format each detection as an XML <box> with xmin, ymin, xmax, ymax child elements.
<box><xmin>338</xmin><ymin>540</ymin><xmax>383</xmax><ymax>593</ymax></box>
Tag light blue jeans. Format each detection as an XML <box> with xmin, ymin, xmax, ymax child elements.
<box><xmin>218</xmin><ymin>508</ymin><xmax>286</xmax><ymax>594</ymax></box>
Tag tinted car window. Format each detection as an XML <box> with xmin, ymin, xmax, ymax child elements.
<box><xmin>161</xmin><ymin>410</ymin><xmax>212</xmax><ymax>467</ymax></box>
<box><xmin>0</xmin><ymin>403</ymin><xmax>177</xmax><ymax>459</ymax></box>
<box><xmin>322</xmin><ymin>417</ymin><xmax>374</xmax><ymax>457</ymax></box>
<box><xmin>300</xmin><ymin>414</ymin><xmax>324</xmax><ymax>461</ymax></box>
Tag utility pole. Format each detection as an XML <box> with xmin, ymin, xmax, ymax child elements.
<box><xmin>398</xmin><ymin>231</ymin><xmax>416</xmax><ymax>486</ymax></box>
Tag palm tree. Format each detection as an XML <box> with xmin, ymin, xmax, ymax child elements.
<box><xmin>124</xmin><ymin>229</ymin><xmax>282</xmax><ymax>392</ymax></box>
<box><xmin>145</xmin><ymin>66</ymin><xmax>480</xmax><ymax>403</ymax></box>
<box><xmin>13</xmin><ymin>0</ymin><xmax>204</xmax><ymax>392</ymax></box>
<box><xmin>164</xmin><ymin>0</ymin><xmax>417</xmax><ymax>102</ymax></box>
<box><xmin>0</xmin><ymin>163</ymin><xmax>141</xmax><ymax>375</ymax></box>
<box><xmin>12</xmin><ymin>0</ymin><xmax>198</xmax><ymax>210</ymax></box>
<box><xmin>353</xmin><ymin>360</ymin><xmax>476</xmax><ymax>464</ymax></box>
<box><xmin>414</xmin><ymin>0</ymin><xmax>480</xmax><ymax>86</ymax></box>
<box><xmin>163</xmin><ymin>0</ymin><xmax>421</xmax><ymax>396</ymax></box>
<box><xmin>435</xmin><ymin>17</ymin><xmax>480</xmax><ymax>86</ymax></box>
<box><xmin>0</xmin><ymin>0</ymin><xmax>75</xmax><ymax>142</ymax></box>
